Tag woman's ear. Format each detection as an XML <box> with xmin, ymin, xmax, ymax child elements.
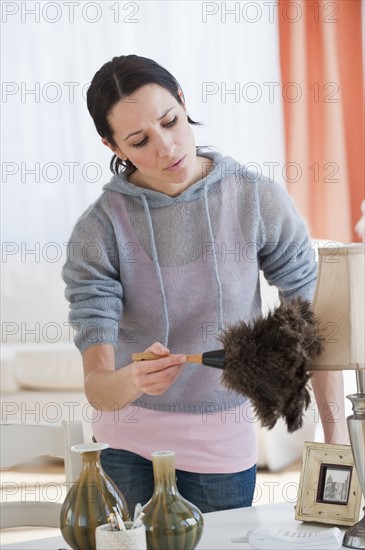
<box><xmin>101</xmin><ymin>137</ymin><xmax>115</xmax><ymax>152</ymax></box>
<box><xmin>178</xmin><ymin>88</ymin><xmax>187</xmax><ymax>111</ymax></box>
<box><xmin>101</xmin><ymin>138</ymin><xmax>126</xmax><ymax>159</ymax></box>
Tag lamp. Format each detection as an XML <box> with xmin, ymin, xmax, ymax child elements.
<box><xmin>311</xmin><ymin>243</ymin><xmax>365</xmax><ymax>549</ymax></box>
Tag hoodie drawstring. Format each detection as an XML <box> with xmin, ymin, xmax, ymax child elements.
<box><xmin>203</xmin><ymin>186</ymin><xmax>223</xmax><ymax>329</ymax></box>
<box><xmin>140</xmin><ymin>184</ymin><xmax>223</xmax><ymax>346</ymax></box>
<box><xmin>141</xmin><ymin>194</ymin><xmax>170</xmax><ymax>346</ymax></box>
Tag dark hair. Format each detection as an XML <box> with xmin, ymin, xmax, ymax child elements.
<box><xmin>87</xmin><ymin>54</ymin><xmax>200</xmax><ymax>176</ymax></box>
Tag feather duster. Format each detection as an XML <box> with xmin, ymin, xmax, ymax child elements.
<box><xmin>220</xmin><ymin>298</ymin><xmax>323</xmax><ymax>432</ymax></box>
<box><xmin>132</xmin><ymin>298</ymin><xmax>323</xmax><ymax>432</ymax></box>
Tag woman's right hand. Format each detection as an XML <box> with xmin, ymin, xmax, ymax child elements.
<box><xmin>82</xmin><ymin>342</ymin><xmax>186</xmax><ymax>411</ymax></box>
<box><xmin>130</xmin><ymin>342</ymin><xmax>186</xmax><ymax>396</ymax></box>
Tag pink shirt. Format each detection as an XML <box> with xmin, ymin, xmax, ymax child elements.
<box><xmin>92</xmin><ymin>402</ymin><xmax>258</xmax><ymax>473</ymax></box>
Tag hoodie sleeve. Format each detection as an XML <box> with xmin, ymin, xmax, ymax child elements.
<box><xmin>62</xmin><ymin>201</ymin><xmax>123</xmax><ymax>354</ymax></box>
<box><xmin>256</xmin><ymin>177</ymin><xmax>318</xmax><ymax>302</ymax></box>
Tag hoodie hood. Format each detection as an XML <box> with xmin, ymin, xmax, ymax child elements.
<box><xmin>102</xmin><ymin>147</ymin><xmax>227</xmax><ymax>206</ymax></box>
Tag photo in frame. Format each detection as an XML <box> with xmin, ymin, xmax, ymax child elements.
<box><xmin>295</xmin><ymin>442</ymin><xmax>362</xmax><ymax>526</ymax></box>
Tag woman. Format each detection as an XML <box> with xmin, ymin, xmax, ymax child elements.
<box><xmin>62</xmin><ymin>54</ymin><xmax>348</xmax><ymax>514</ymax></box>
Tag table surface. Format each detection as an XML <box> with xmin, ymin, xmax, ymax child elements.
<box><xmin>1</xmin><ymin>501</ymin><xmax>348</xmax><ymax>549</ymax></box>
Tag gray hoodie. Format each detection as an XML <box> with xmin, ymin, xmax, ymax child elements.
<box><xmin>62</xmin><ymin>147</ymin><xmax>317</xmax><ymax>413</ymax></box>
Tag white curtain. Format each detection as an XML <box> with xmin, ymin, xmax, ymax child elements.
<box><xmin>1</xmin><ymin>0</ymin><xmax>285</xmax><ymax>338</ymax></box>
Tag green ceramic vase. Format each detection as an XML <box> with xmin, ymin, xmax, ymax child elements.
<box><xmin>141</xmin><ymin>451</ymin><xmax>204</xmax><ymax>550</ymax></box>
<box><xmin>60</xmin><ymin>443</ymin><xmax>130</xmax><ymax>550</ymax></box>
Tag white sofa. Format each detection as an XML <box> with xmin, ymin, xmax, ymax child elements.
<box><xmin>2</xmin><ymin>252</ymin><xmax>352</xmax><ymax>471</ymax></box>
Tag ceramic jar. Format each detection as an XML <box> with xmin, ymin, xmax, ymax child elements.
<box><xmin>141</xmin><ymin>450</ymin><xmax>204</xmax><ymax>550</ymax></box>
<box><xmin>60</xmin><ymin>443</ymin><xmax>130</xmax><ymax>550</ymax></box>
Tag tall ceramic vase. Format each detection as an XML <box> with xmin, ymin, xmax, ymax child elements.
<box><xmin>60</xmin><ymin>443</ymin><xmax>130</xmax><ymax>550</ymax></box>
<box><xmin>141</xmin><ymin>451</ymin><xmax>204</xmax><ymax>550</ymax></box>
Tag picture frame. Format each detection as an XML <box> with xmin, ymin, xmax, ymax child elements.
<box><xmin>295</xmin><ymin>442</ymin><xmax>362</xmax><ymax>526</ymax></box>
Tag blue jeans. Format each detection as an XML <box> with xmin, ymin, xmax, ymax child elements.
<box><xmin>100</xmin><ymin>447</ymin><xmax>256</xmax><ymax>516</ymax></box>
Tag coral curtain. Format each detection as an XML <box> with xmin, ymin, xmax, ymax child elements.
<box><xmin>279</xmin><ymin>0</ymin><xmax>364</xmax><ymax>242</ymax></box>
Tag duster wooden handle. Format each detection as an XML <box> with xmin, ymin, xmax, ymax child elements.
<box><xmin>132</xmin><ymin>352</ymin><xmax>203</xmax><ymax>364</ymax></box>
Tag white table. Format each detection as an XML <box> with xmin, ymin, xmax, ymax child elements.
<box><xmin>1</xmin><ymin>501</ymin><xmax>348</xmax><ymax>549</ymax></box>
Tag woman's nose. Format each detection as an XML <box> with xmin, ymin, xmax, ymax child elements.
<box><xmin>156</xmin><ymin>134</ymin><xmax>175</xmax><ymax>157</ymax></box>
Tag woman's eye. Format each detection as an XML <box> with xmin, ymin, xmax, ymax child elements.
<box><xmin>130</xmin><ymin>117</ymin><xmax>177</xmax><ymax>148</ymax></box>
<box><xmin>132</xmin><ymin>137</ymin><xmax>147</xmax><ymax>148</ymax></box>
<box><xmin>164</xmin><ymin>116</ymin><xmax>177</xmax><ymax>128</ymax></box>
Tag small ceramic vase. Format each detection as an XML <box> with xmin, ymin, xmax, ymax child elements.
<box><xmin>141</xmin><ymin>450</ymin><xmax>204</xmax><ymax>550</ymax></box>
<box><xmin>60</xmin><ymin>442</ymin><xmax>130</xmax><ymax>550</ymax></box>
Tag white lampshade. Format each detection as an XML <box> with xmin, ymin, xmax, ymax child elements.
<box><xmin>311</xmin><ymin>243</ymin><xmax>365</xmax><ymax>371</ymax></box>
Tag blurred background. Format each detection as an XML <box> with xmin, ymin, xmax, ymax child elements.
<box><xmin>1</xmin><ymin>1</ymin><xmax>364</xmax><ymax>455</ymax></box>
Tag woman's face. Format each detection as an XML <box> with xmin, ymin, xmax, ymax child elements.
<box><xmin>102</xmin><ymin>84</ymin><xmax>201</xmax><ymax>196</ymax></box>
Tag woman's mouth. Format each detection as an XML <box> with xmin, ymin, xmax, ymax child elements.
<box><xmin>164</xmin><ymin>155</ymin><xmax>186</xmax><ymax>170</ymax></box>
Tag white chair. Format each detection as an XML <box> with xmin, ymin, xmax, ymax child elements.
<box><xmin>0</xmin><ymin>419</ymin><xmax>84</xmax><ymax>528</ymax></box>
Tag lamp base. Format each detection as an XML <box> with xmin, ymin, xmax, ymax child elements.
<box><xmin>343</xmin><ymin>509</ymin><xmax>365</xmax><ymax>549</ymax></box>
<box><xmin>343</xmin><ymin>391</ymin><xmax>365</xmax><ymax>549</ymax></box>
